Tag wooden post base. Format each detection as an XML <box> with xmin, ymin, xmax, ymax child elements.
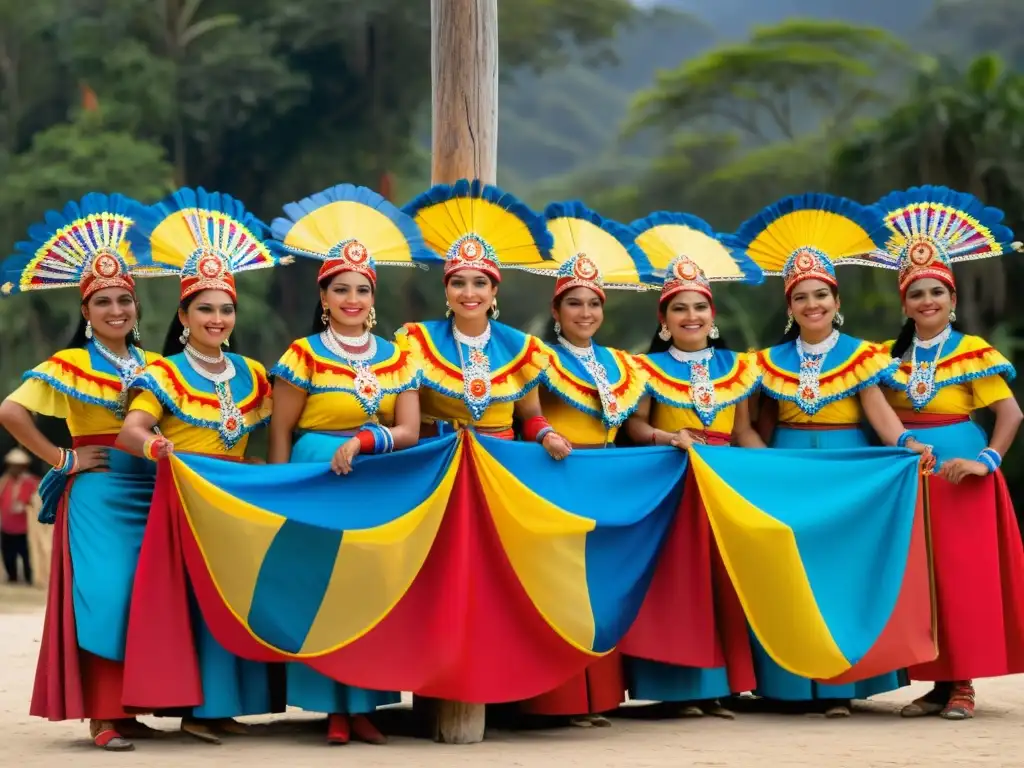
<box><xmin>413</xmin><ymin>695</ymin><xmax>486</xmax><ymax>743</ymax></box>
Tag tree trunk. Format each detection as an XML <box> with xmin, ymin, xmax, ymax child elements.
<box><xmin>417</xmin><ymin>0</ymin><xmax>498</xmax><ymax>745</ymax></box>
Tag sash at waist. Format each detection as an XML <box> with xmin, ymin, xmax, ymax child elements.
<box><xmin>421</xmin><ymin>421</ymin><xmax>515</xmax><ymax>440</ymax></box>
<box><xmin>71</xmin><ymin>434</ymin><xmax>118</xmax><ymax>449</ymax></box>
<box><xmin>687</xmin><ymin>428</ymin><xmax>731</xmax><ymax>446</ymax></box>
<box><xmin>778</xmin><ymin>422</ymin><xmax>860</xmax><ymax>432</ymax></box>
<box><xmin>894</xmin><ymin>411</ymin><xmax>971</xmax><ymax>428</ymax></box>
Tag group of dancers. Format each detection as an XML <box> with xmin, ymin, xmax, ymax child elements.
<box><xmin>0</xmin><ymin>180</ymin><xmax>1022</xmax><ymax>751</ymax></box>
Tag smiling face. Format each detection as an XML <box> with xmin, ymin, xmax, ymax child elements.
<box><xmin>903</xmin><ymin>277</ymin><xmax>955</xmax><ymax>337</ymax></box>
<box><xmin>83</xmin><ymin>287</ymin><xmax>137</xmax><ymax>345</ymax></box>
<box><xmin>553</xmin><ymin>287</ymin><xmax>604</xmax><ymax>344</ymax></box>
<box><xmin>321</xmin><ymin>271</ymin><xmax>374</xmax><ymax>335</ymax></box>
<box><xmin>788</xmin><ymin>279</ymin><xmax>838</xmax><ymax>338</ymax></box>
<box><xmin>445</xmin><ymin>269</ymin><xmax>497</xmax><ymax>323</ymax></box>
<box><xmin>662</xmin><ymin>290</ymin><xmax>714</xmax><ymax>351</ymax></box>
<box><xmin>180</xmin><ymin>289</ymin><xmax>236</xmax><ymax>352</ymax></box>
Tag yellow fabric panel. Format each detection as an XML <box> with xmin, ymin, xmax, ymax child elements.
<box><xmin>298</xmin><ymin>389</ymin><xmax>400</xmax><ymax>431</ymax></box>
<box><xmin>540</xmin><ymin>389</ymin><xmax>617</xmax><ymax>444</ymax></box>
<box><xmin>171</xmin><ymin>456</ymin><xmax>284</xmax><ymax>623</ymax></box>
<box><xmin>129</xmin><ymin>392</ymin><xmax>250</xmax><ymax>457</ymax></box>
<box><xmin>282</xmin><ymin>200</ymin><xmax>414</xmax><ymax>264</ymax></box>
<box><xmin>469</xmin><ymin>435</ymin><xmax>599</xmax><ymax>654</ymax></box>
<box><xmin>972</xmin><ymin>375</ymin><xmax>1014</xmax><ymax>409</ymax></box>
<box><xmin>778</xmin><ymin>397</ymin><xmax>863</xmax><ymax>425</ymax></box>
<box><xmin>689</xmin><ymin>447</ymin><xmax>850</xmax><ymax>678</ymax></box>
<box><xmin>299</xmin><ymin>441</ymin><xmax>461</xmax><ymax>655</ymax></box>
<box><xmin>651</xmin><ymin>400</ymin><xmax>737</xmax><ymax>435</ymax></box>
<box><xmin>418</xmin><ymin>387</ymin><xmax>515</xmax><ymax>431</ymax></box>
<box><xmin>746</xmin><ymin>209</ymin><xmax>876</xmax><ymax>273</ymax></box>
<box><xmin>534</xmin><ymin>216</ymin><xmax>643</xmax><ymax>284</ymax></box>
<box><xmin>635</xmin><ymin>224</ymin><xmax>744</xmax><ymax>280</ymax></box>
<box><xmin>7</xmin><ymin>378</ymin><xmax>70</xmax><ymax>421</ymax></box>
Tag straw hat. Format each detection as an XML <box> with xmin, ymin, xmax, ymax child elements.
<box><xmin>4</xmin><ymin>448</ymin><xmax>31</xmax><ymax>465</ymax></box>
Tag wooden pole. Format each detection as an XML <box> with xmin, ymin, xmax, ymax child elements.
<box><xmin>418</xmin><ymin>0</ymin><xmax>498</xmax><ymax>745</ymax></box>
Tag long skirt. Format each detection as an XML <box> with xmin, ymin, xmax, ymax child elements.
<box><xmin>900</xmin><ymin>415</ymin><xmax>1024</xmax><ymax>681</ymax></box>
<box><xmin>31</xmin><ymin>435</ymin><xmax>154</xmax><ymax>721</ymax></box>
<box><xmin>284</xmin><ymin>432</ymin><xmax>401</xmax><ymax>715</ymax></box>
<box><xmin>752</xmin><ymin>425</ymin><xmax>907</xmax><ymax>701</ymax></box>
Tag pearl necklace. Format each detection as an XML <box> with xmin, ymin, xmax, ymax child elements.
<box><xmin>320</xmin><ymin>328</ymin><xmax>382</xmax><ymax>417</ymax></box>
<box><xmin>185</xmin><ymin>343</ymin><xmax>224</xmax><ymax>365</ymax></box>
<box><xmin>453</xmin><ymin>322</ymin><xmax>492</xmax><ymax>421</ymax></box>
<box><xmin>182</xmin><ymin>348</ymin><xmax>244</xmax><ymax>448</ymax></box>
<box><xmin>795</xmin><ymin>330</ymin><xmax>840</xmax><ymax>414</ymax></box>
<box><xmin>91</xmin><ymin>338</ymin><xmax>144</xmax><ymax>418</ymax></box>
<box><xmin>907</xmin><ymin>324</ymin><xmax>951</xmax><ymax>410</ymax></box>
<box><xmin>669</xmin><ymin>346</ymin><xmax>717</xmax><ymax>426</ymax></box>
<box><xmin>558</xmin><ymin>336</ymin><xmax>621</xmax><ymax>426</ymax></box>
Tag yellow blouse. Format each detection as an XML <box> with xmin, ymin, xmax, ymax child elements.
<box><xmin>396</xmin><ymin>320</ymin><xmax>549</xmax><ymax>431</ymax></box>
<box><xmin>638</xmin><ymin>348</ymin><xmax>760</xmax><ymax>436</ymax></box>
<box><xmin>6</xmin><ymin>345</ymin><xmax>161</xmax><ymax>437</ymax></box>
<box><xmin>757</xmin><ymin>334</ymin><xmax>896</xmax><ymax>425</ymax></box>
<box><xmin>539</xmin><ymin>342</ymin><xmax>647</xmax><ymax>444</ymax></box>
<box><xmin>128</xmin><ymin>353</ymin><xmax>272</xmax><ymax>458</ymax></box>
<box><xmin>881</xmin><ymin>332</ymin><xmax>1015</xmax><ymax>415</ymax></box>
<box><xmin>270</xmin><ymin>334</ymin><xmax>420</xmax><ymax>431</ymax></box>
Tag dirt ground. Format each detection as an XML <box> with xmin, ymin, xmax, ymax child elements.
<box><xmin>2</xmin><ymin>583</ymin><xmax>1022</xmax><ymax>767</ymax></box>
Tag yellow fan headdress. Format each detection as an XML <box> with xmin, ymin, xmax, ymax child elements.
<box><xmin>402</xmin><ymin>179</ymin><xmax>552</xmax><ymax>283</ymax></box>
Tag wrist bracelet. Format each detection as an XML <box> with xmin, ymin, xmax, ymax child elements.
<box><xmin>978</xmin><ymin>447</ymin><xmax>1002</xmax><ymax>473</ymax></box>
<box><xmin>536</xmin><ymin>426</ymin><xmax>555</xmax><ymax>444</ymax></box>
<box><xmin>142</xmin><ymin>436</ymin><xmax>159</xmax><ymax>461</ymax></box>
<box><xmin>896</xmin><ymin>431</ymin><xmax>915</xmax><ymax>449</ymax></box>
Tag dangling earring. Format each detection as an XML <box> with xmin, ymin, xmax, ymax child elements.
<box><xmin>179</xmin><ymin>326</ymin><xmax>190</xmax><ymax>344</ymax></box>
<box><xmin>132</xmin><ymin>322</ymin><xmax>141</xmax><ymax>342</ymax></box>
<box><xmin>366</xmin><ymin>306</ymin><xmax>377</xmax><ymax>330</ymax></box>
<box><xmin>445</xmin><ymin>301</ymin><xmax>453</xmax><ymax>319</ymax></box>
<box><xmin>321</xmin><ymin>306</ymin><xmax>329</xmax><ymax>326</ymax></box>
<box><xmin>491</xmin><ymin>298</ymin><xmax>500</xmax><ymax>320</ymax></box>
<box><xmin>949</xmin><ymin>308</ymin><xmax>956</xmax><ymax>323</ymax></box>
<box><xmin>834</xmin><ymin>311</ymin><xmax>845</xmax><ymax>327</ymax></box>
<box><xmin>784</xmin><ymin>314</ymin><xmax>794</xmax><ymax>333</ymax></box>
<box><xmin>553</xmin><ymin>320</ymin><xmax>561</xmax><ymax>336</ymax></box>
<box><xmin>708</xmin><ymin>323</ymin><xmax>720</xmax><ymax>340</ymax></box>
<box><xmin>85</xmin><ymin>320</ymin><xmax>93</xmax><ymax>339</ymax></box>
<box><xmin>223</xmin><ymin>335</ymin><xmax>230</xmax><ymax>348</ymax></box>
<box><xmin>658</xmin><ymin>323</ymin><xmax>671</xmax><ymax>342</ymax></box>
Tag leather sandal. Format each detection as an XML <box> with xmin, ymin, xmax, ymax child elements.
<box><xmin>90</xmin><ymin>720</ymin><xmax>134</xmax><ymax>751</ymax></box>
<box><xmin>181</xmin><ymin>718</ymin><xmax>222</xmax><ymax>744</ymax></box>
<box><xmin>704</xmin><ymin>701</ymin><xmax>737</xmax><ymax>719</ymax></box>
<box><xmin>114</xmin><ymin>718</ymin><xmax>160</xmax><ymax>739</ymax></box>
<box><xmin>940</xmin><ymin>681</ymin><xmax>975</xmax><ymax>720</ymax></box>
<box><xmin>588</xmin><ymin>714</ymin><xmax>612</xmax><ymax>727</ymax></box>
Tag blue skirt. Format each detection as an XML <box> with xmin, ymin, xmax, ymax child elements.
<box><xmin>627</xmin><ymin>659</ymin><xmax>732</xmax><ymax>702</ymax></box>
<box><xmin>284</xmin><ymin>432</ymin><xmax>401</xmax><ymax>714</ymax></box>
<box><xmin>68</xmin><ymin>450</ymin><xmax>155</xmax><ymax>661</ymax></box>
<box><xmin>752</xmin><ymin>425</ymin><xmax>907</xmax><ymax>701</ymax></box>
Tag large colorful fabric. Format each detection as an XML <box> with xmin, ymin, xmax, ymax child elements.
<box><xmin>121</xmin><ymin>432</ymin><xmax>685</xmax><ymax>704</ymax></box>
<box><xmin>871</xmin><ymin>186</ymin><xmax>1021</xmax><ymax>295</ymax></box>
<box><xmin>758</xmin><ymin>334</ymin><xmax>897</xmax><ymax>421</ymax></box>
<box><xmin>271</xmin><ymin>183</ymin><xmax>438</xmax><ymax>285</ymax></box>
<box><xmin>7</xmin><ymin>345</ymin><xmax>161</xmax><ymax>437</ymax></box>
<box><xmin>403</xmin><ymin>179</ymin><xmax>552</xmax><ymax>282</ymax></box>
<box><xmin>540</xmin><ymin>343</ymin><xmax>647</xmax><ymax>434</ymax></box>
<box><xmin>128</xmin><ymin>354</ymin><xmax>271</xmax><ymax>455</ymax></box>
<box><xmin>126</xmin><ymin>187</ymin><xmax>288</xmax><ymax>302</ymax></box>
<box><xmin>723</xmin><ymin>193</ymin><xmax>888</xmax><ymax>295</ymax></box>
<box><xmin>271</xmin><ymin>334</ymin><xmax>420</xmax><ymax>429</ymax></box>
<box><xmin>639</xmin><ymin>348</ymin><xmax>760</xmax><ymax>432</ymax></box>
<box><xmin>524</xmin><ymin>201</ymin><xmax>651</xmax><ymax>292</ymax></box>
<box><xmin>1</xmin><ymin>193</ymin><xmax>146</xmax><ymax>299</ymax></box>
<box><xmin>689</xmin><ymin>444</ymin><xmax>934</xmax><ymax>682</ymax></box>
<box><xmin>884</xmin><ymin>332</ymin><xmax>1016</xmax><ymax>414</ymax></box>
<box><xmin>630</xmin><ymin>211</ymin><xmax>762</xmax><ymax>290</ymax></box>
<box><xmin>396</xmin><ymin>320</ymin><xmax>549</xmax><ymax>429</ymax></box>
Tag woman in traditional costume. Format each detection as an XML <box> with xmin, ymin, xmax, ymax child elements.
<box><xmin>517</xmin><ymin>202</ymin><xmax>650</xmax><ymax>726</ymax></box>
<box><xmin>868</xmin><ymin>186</ymin><xmax>1024</xmax><ymax>720</ymax></box>
<box><xmin>726</xmin><ymin>193</ymin><xmax>933</xmax><ymax>717</ymax></box>
<box><xmin>116</xmin><ymin>188</ymin><xmax>287</xmax><ymax>743</ymax></box>
<box><xmin>267</xmin><ymin>184</ymin><xmax>431</xmax><ymax>744</ymax></box>
<box><xmin>0</xmin><ymin>194</ymin><xmax>162</xmax><ymax>751</ymax></box>
<box><xmin>396</xmin><ymin>180</ymin><xmax>571</xmax><ymax>457</ymax></box>
<box><xmin>621</xmin><ymin>213</ymin><xmax>764</xmax><ymax>717</ymax></box>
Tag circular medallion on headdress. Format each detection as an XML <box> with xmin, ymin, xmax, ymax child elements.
<box><xmin>793</xmin><ymin>248</ymin><xmax>819</xmax><ymax>273</ymax></box>
<box><xmin>903</xmin><ymin>236</ymin><xmax>941</xmax><ymax>268</ymax></box>
<box><xmin>91</xmin><ymin>250</ymin><xmax>123</xmax><ymax>279</ymax></box>
<box><xmin>459</xmin><ymin>237</ymin><xmax>484</xmax><ymax>262</ymax></box>
<box><xmin>197</xmin><ymin>251</ymin><xmax>227</xmax><ymax>279</ymax></box>
<box><xmin>343</xmin><ymin>240</ymin><xmax>368</xmax><ymax>264</ymax></box>
<box><xmin>673</xmin><ymin>256</ymin><xmax>701</xmax><ymax>282</ymax></box>
<box><xmin>573</xmin><ymin>254</ymin><xmax>599</xmax><ymax>281</ymax></box>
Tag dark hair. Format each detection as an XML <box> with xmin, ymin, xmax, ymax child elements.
<box><xmin>309</xmin><ymin>272</ymin><xmax>376</xmax><ymax>336</ymax></box>
<box><xmin>163</xmin><ymin>292</ymin><xmax>238</xmax><ymax>357</ymax></box>
<box><xmin>774</xmin><ymin>284</ymin><xmax>840</xmax><ymax>346</ymax></box>
<box><xmin>65</xmin><ymin>294</ymin><xmax>144</xmax><ymax>350</ymax></box>
<box><xmin>649</xmin><ymin>295</ymin><xmax>729</xmax><ymax>353</ymax></box>
<box><xmin>890</xmin><ymin>316</ymin><xmax>964</xmax><ymax>359</ymax></box>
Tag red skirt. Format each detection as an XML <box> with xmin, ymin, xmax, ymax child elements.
<box><xmin>521</xmin><ymin>651</ymin><xmax>625</xmax><ymax>716</ymax></box>
<box><xmin>909</xmin><ymin>470</ymin><xmax>1024</xmax><ymax>681</ymax></box>
<box><xmin>30</xmin><ymin>435</ymin><xmax>134</xmax><ymax>721</ymax></box>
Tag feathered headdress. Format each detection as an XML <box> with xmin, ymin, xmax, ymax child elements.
<box><xmin>519</xmin><ymin>201</ymin><xmax>652</xmax><ymax>302</ymax></box>
<box><xmin>271</xmin><ymin>184</ymin><xmax>439</xmax><ymax>287</ymax></box>
<box><xmin>870</xmin><ymin>185</ymin><xmax>1021</xmax><ymax>297</ymax></box>
<box><xmin>723</xmin><ymin>193</ymin><xmax>887</xmax><ymax>296</ymax></box>
<box><xmin>127</xmin><ymin>187</ymin><xmax>288</xmax><ymax>303</ymax></box>
<box><xmin>1</xmin><ymin>193</ymin><xmax>153</xmax><ymax>300</ymax></box>
<box><xmin>402</xmin><ymin>179</ymin><xmax>552</xmax><ymax>283</ymax></box>
<box><xmin>630</xmin><ymin>211</ymin><xmax>763</xmax><ymax>305</ymax></box>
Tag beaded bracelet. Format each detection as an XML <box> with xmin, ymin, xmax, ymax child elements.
<box><xmin>356</xmin><ymin>423</ymin><xmax>395</xmax><ymax>454</ymax></box>
<box><xmin>978</xmin><ymin>447</ymin><xmax>1002</xmax><ymax>473</ymax></box>
<box><xmin>142</xmin><ymin>435</ymin><xmax>161</xmax><ymax>461</ymax></box>
<box><xmin>896</xmin><ymin>431</ymin><xmax>916</xmax><ymax>449</ymax></box>
<box><xmin>54</xmin><ymin>448</ymin><xmax>78</xmax><ymax>475</ymax></box>
<box><xmin>535</xmin><ymin>426</ymin><xmax>555</xmax><ymax>444</ymax></box>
